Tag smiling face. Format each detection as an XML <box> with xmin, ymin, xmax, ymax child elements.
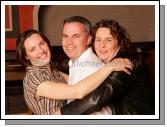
<box><xmin>62</xmin><ymin>22</ymin><xmax>91</xmax><ymax>62</ymax></box>
<box><xmin>94</xmin><ymin>27</ymin><xmax>120</xmax><ymax>63</ymax></box>
<box><xmin>24</xmin><ymin>33</ymin><xmax>51</xmax><ymax>66</ymax></box>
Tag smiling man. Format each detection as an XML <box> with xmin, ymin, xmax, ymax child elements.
<box><xmin>62</xmin><ymin>16</ymin><xmax>104</xmax><ymax>103</ymax></box>
<box><xmin>60</xmin><ymin>16</ymin><xmax>116</xmax><ymax>115</ymax></box>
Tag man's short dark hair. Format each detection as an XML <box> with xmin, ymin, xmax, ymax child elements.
<box><xmin>63</xmin><ymin>16</ymin><xmax>92</xmax><ymax>35</ymax></box>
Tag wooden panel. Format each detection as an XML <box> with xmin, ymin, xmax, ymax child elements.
<box><xmin>5</xmin><ymin>5</ymin><xmax>12</xmax><ymax>30</ymax></box>
<box><xmin>19</xmin><ymin>5</ymin><xmax>34</xmax><ymax>33</ymax></box>
<box><xmin>5</xmin><ymin>6</ymin><xmax>19</xmax><ymax>38</ymax></box>
<box><xmin>5</xmin><ymin>5</ymin><xmax>34</xmax><ymax>51</ymax></box>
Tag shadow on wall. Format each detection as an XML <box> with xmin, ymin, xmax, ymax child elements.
<box><xmin>38</xmin><ymin>5</ymin><xmax>155</xmax><ymax>46</ymax></box>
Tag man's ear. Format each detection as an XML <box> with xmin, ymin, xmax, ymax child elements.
<box><xmin>87</xmin><ymin>35</ymin><xmax>92</xmax><ymax>46</ymax></box>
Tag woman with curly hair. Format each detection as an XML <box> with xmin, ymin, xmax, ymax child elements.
<box><xmin>61</xmin><ymin>19</ymin><xmax>155</xmax><ymax>115</ymax></box>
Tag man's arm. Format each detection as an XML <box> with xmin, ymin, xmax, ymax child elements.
<box><xmin>61</xmin><ymin>71</ymin><xmax>131</xmax><ymax>115</ymax></box>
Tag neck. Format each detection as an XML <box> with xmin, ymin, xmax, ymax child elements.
<box><xmin>71</xmin><ymin>47</ymin><xmax>89</xmax><ymax>63</ymax></box>
<box><xmin>46</xmin><ymin>64</ymin><xmax>52</xmax><ymax>73</ymax></box>
<box><xmin>104</xmin><ymin>46</ymin><xmax>120</xmax><ymax>63</ymax></box>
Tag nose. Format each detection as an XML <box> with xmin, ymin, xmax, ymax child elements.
<box><xmin>66</xmin><ymin>37</ymin><xmax>73</xmax><ymax>45</ymax></box>
<box><xmin>100</xmin><ymin>40</ymin><xmax>106</xmax><ymax>48</ymax></box>
<box><xmin>38</xmin><ymin>46</ymin><xmax>45</xmax><ymax>53</ymax></box>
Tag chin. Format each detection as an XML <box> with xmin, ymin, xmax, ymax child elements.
<box><xmin>67</xmin><ymin>54</ymin><xmax>76</xmax><ymax>59</ymax></box>
<box><xmin>99</xmin><ymin>56</ymin><xmax>107</xmax><ymax>61</ymax></box>
<box><xmin>32</xmin><ymin>59</ymin><xmax>50</xmax><ymax>66</ymax></box>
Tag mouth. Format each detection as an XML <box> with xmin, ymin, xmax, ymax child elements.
<box><xmin>67</xmin><ymin>47</ymin><xmax>74</xmax><ymax>50</ymax></box>
<box><xmin>39</xmin><ymin>53</ymin><xmax>47</xmax><ymax>59</ymax></box>
<box><xmin>66</xmin><ymin>47</ymin><xmax>76</xmax><ymax>52</ymax></box>
<box><xmin>99</xmin><ymin>50</ymin><xmax>107</xmax><ymax>55</ymax></box>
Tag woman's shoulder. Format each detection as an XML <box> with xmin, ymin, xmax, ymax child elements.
<box><xmin>25</xmin><ymin>67</ymin><xmax>42</xmax><ymax>77</ymax></box>
<box><xmin>23</xmin><ymin>66</ymin><xmax>48</xmax><ymax>84</ymax></box>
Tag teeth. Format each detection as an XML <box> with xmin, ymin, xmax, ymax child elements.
<box><xmin>67</xmin><ymin>48</ymin><xmax>75</xmax><ymax>51</ymax></box>
<box><xmin>100</xmin><ymin>51</ymin><xmax>106</xmax><ymax>54</ymax></box>
<box><xmin>40</xmin><ymin>54</ymin><xmax>46</xmax><ymax>58</ymax></box>
<box><xmin>67</xmin><ymin>47</ymin><xmax>74</xmax><ymax>50</ymax></box>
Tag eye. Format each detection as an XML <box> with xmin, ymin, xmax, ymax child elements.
<box><xmin>40</xmin><ymin>41</ymin><xmax>46</xmax><ymax>45</ymax></box>
<box><xmin>106</xmin><ymin>39</ymin><xmax>112</xmax><ymax>42</ymax></box>
<box><xmin>74</xmin><ymin>34</ymin><xmax>80</xmax><ymax>38</ymax></box>
<box><xmin>62</xmin><ymin>34</ymin><xmax>68</xmax><ymax>39</ymax></box>
<box><xmin>30</xmin><ymin>47</ymin><xmax>35</xmax><ymax>52</ymax></box>
<box><xmin>95</xmin><ymin>38</ymin><xmax>101</xmax><ymax>42</ymax></box>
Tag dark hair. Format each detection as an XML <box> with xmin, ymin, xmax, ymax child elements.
<box><xmin>92</xmin><ymin>19</ymin><xmax>133</xmax><ymax>55</ymax></box>
<box><xmin>16</xmin><ymin>29</ymin><xmax>52</xmax><ymax>66</ymax></box>
<box><xmin>63</xmin><ymin>16</ymin><xmax>92</xmax><ymax>35</ymax></box>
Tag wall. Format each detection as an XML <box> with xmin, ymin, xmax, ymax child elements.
<box><xmin>5</xmin><ymin>5</ymin><xmax>34</xmax><ymax>50</ymax></box>
<box><xmin>5</xmin><ymin>5</ymin><xmax>155</xmax><ymax>49</ymax></box>
<box><xmin>38</xmin><ymin>5</ymin><xmax>155</xmax><ymax>46</ymax></box>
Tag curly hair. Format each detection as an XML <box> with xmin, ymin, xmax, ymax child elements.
<box><xmin>92</xmin><ymin>19</ymin><xmax>132</xmax><ymax>54</ymax></box>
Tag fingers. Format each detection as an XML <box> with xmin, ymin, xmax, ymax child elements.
<box><xmin>125</xmin><ymin>64</ymin><xmax>133</xmax><ymax>70</ymax></box>
<box><xmin>111</xmin><ymin>58</ymin><xmax>133</xmax><ymax>69</ymax></box>
<box><xmin>109</xmin><ymin>58</ymin><xmax>134</xmax><ymax>74</ymax></box>
<box><xmin>122</xmin><ymin>68</ymin><xmax>131</xmax><ymax>75</ymax></box>
<box><xmin>124</xmin><ymin>58</ymin><xmax>134</xmax><ymax>68</ymax></box>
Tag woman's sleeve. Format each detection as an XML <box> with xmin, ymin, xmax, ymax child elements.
<box><xmin>24</xmin><ymin>71</ymin><xmax>51</xmax><ymax>100</ymax></box>
<box><xmin>61</xmin><ymin>71</ymin><xmax>131</xmax><ymax>115</ymax></box>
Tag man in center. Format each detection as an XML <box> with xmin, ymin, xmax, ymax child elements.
<box><xmin>61</xmin><ymin>16</ymin><xmax>111</xmax><ymax>114</ymax></box>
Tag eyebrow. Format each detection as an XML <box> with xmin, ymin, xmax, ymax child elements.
<box><xmin>62</xmin><ymin>33</ymin><xmax>80</xmax><ymax>37</ymax></box>
<box><xmin>28</xmin><ymin>40</ymin><xmax>44</xmax><ymax>49</ymax></box>
<box><xmin>95</xmin><ymin>37</ymin><xmax>113</xmax><ymax>39</ymax></box>
<box><xmin>73</xmin><ymin>34</ymin><xmax>80</xmax><ymax>36</ymax></box>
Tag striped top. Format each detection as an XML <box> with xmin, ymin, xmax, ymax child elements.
<box><xmin>23</xmin><ymin>65</ymin><xmax>66</xmax><ymax>115</ymax></box>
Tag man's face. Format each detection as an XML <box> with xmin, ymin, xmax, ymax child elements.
<box><xmin>62</xmin><ymin>22</ymin><xmax>91</xmax><ymax>62</ymax></box>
